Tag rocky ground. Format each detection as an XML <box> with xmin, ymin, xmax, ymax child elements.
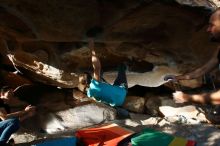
<box><xmin>11</xmin><ymin>105</ymin><xmax>220</xmax><ymax>146</ymax></box>
<box><xmin>1</xmin><ymin>1</ymin><xmax>220</xmax><ymax>146</ymax></box>
<box><xmin>2</xmin><ymin>85</ymin><xmax>217</xmax><ymax>146</ymax></box>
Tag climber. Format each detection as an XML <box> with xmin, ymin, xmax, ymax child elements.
<box><xmin>164</xmin><ymin>8</ymin><xmax>220</xmax><ymax>105</ymax></box>
<box><xmin>77</xmin><ymin>27</ymin><xmax>128</xmax><ymax>107</ymax></box>
<box><xmin>0</xmin><ymin>86</ymin><xmax>36</xmax><ymax>146</ymax></box>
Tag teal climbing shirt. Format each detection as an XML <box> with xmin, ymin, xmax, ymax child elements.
<box><xmin>87</xmin><ymin>79</ymin><xmax>127</xmax><ymax>106</ymax></box>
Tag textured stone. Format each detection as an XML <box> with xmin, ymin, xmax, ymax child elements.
<box><xmin>123</xmin><ymin>96</ymin><xmax>146</xmax><ymax>113</ymax></box>
<box><xmin>0</xmin><ymin>1</ymin><xmax>217</xmax><ymax>88</ymax></box>
<box><xmin>22</xmin><ymin>102</ymin><xmax>116</xmax><ymax>134</ymax></box>
<box><xmin>159</xmin><ymin>105</ymin><xmax>207</xmax><ymax>123</ymax></box>
<box><xmin>176</xmin><ymin>0</ymin><xmax>220</xmax><ymax>8</ymax></box>
<box><xmin>0</xmin><ymin>1</ymin><xmax>219</xmax><ymax>145</ymax></box>
<box><xmin>72</xmin><ymin>89</ymin><xmax>88</xmax><ymax>100</ymax></box>
<box><xmin>145</xmin><ymin>94</ymin><xmax>177</xmax><ymax>116</ymax></box>
<box><xmin>0</xmin><ymin>70</ymin><xmax>32</xmax><ymax>88</ymax></box>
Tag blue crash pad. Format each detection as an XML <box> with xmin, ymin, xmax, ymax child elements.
<box><xmin>33</xmin><ymin>137</ymin><xmax>77</xmax><ymax>146</ymax></box>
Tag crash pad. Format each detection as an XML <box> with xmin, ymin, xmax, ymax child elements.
<box><xmin>32</xmin><ymin>137</ymin><xmax>77</xmax><ymax>146</ymax></box>
<box><xmin>76</xmin><ymin>123</ymin><xmax>133</xmax><ymax>146</ymax></box>
<box><xmin>131</xmin><ymin>128</ymin><xmax>196</xmax><ymax>146</ymax></box>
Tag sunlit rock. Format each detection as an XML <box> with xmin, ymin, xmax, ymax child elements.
<box><xmin>22</xmin><ymin>103</ymin><xmax>116</xmax><ymax>134</ymax></box>
<box><xmin>176</xmin><ymin>0</ymin><xmax>220</xmax><ymax>8</ymax></box>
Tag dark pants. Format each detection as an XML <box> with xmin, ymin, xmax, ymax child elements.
<box><xmin>112</xmin><ymin>64</ymin><xmax>130</xmax><ymax>118</ymax></box>
<box><xmin>113</xmin><ymin>64</ymin><xmax>128</xmax><ymax>89</ymax></box>
<box><xmin>0</xmin><ymin>118</ymin><xmax>20</xmax><ymax>145</ymax></box>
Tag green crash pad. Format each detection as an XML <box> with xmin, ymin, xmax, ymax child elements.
<box><xmin>131</xmin><ymin>128</ymin><xmax>174</xmax><ymax>146</ymax></box>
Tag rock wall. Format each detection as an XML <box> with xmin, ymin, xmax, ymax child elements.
<box><xmin>0</xmin><ymin>0</ymin><xmax>218</xmax><ymax>88</ymax></box>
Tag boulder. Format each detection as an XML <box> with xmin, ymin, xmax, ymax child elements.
<box><xmin>22</xmin><ymin>102</ymin><xmax>117</xmax><ymax>134</ymax></box>
<box><xmin>145</xmin><ymin>94</ymin><xmax>177</xmax><ymax>116</ymax></box>
<box><xmin>0</xmin><ymin>1</ymin><xmax>217</xmax><ymax>88</ymax></box>
<box><xmin>123</xmin><ymin>96</ymin><xmax>146</xmax><ymax>113</ymax></box>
